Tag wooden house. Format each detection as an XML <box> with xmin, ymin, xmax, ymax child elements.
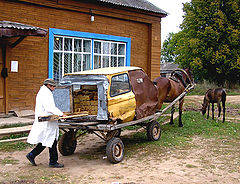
<box><xmin>160</xmin><ymin>62</ymin><xmax>179</xmax><ymax>78</ymax></box>
<box><xmin>0</xmin><ymin>0</ymin><xmax>167</xmax><ymax>114</ymax></box>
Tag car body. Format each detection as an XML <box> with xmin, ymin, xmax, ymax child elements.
<box><xmin>53</xmin><ymin>66</ymin><xmax>159</xmax><ymax>123</ymax></box>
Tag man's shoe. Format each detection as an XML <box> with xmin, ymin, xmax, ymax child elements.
<box><xmin>49</xmin><ymin>163</ymin><xmax>64</xmax><ymax>168</ymax></box>
<box><xmin>26</xmin><ymin>153</ymin><xmax>37</xmax><ymax>166</ymax></box>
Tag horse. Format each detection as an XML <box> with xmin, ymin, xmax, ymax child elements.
<box><xmin>153</xmin><ymin>68</ymin><xmax>194</xmax><ymax>127</ymax></box>
<box><xmin>201</xmin><ymin>88</ymin><xmax>226</xmax><ymax>122</ymax></box>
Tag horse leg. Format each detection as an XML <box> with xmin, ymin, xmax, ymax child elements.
<box><xmin>178</xmin><ymin>98</ymin><xmax>184</xmax><ymax>127</ymax></box>
<box><xmin>212</xmin><ymin>103</ymin><xmax>214</xmax><ymax>120</ymax></box>
<box><xmin>222</xmin><ymin>98</ymin><xmax>226</xmax><ymax>123</ymax></box>
<box><xmin>170</xmin><ymin>105</ymin><xmax>175</xmax><ymax>125</ymax></box>
<box><xmin>217</xmin><ymin>102</ymin><xmax>221</xmax><ymax>118</ymax></box>
<box><xmin>207</xmin><ymin>104</ymin><xmax>210</xmax><ymax>119</ymax></box>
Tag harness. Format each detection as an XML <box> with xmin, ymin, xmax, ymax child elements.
<box><xmin>169</xmin><ymin>69</ymin><xmax>194</xmax><ymax>88</ymax></box>
<box><xmin>169</xmin><ymin>71</ymin><xmax>187</xmax><ymax>88</ymax></box>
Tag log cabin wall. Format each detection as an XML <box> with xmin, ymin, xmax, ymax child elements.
<box><xmin>0</xmin><ymin>0</ymin><xmax>166</xmax><ymax>112</ymax></box>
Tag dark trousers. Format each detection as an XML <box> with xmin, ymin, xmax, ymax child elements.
<box><xmin>30</xmin><ymin>140</ymin><xmax>58</xmax><ymax>165</ymax></box>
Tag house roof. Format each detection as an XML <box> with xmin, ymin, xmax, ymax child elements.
<box><xmin>0</xmin><ymin>21</ymin><xmax>48</xmax><ymax>37</ymax></box>
<box><xmin>160</xmin><ymin>62</ymin><xmax>179</xmax><ymax>71</ymax></box>
<box><xmin>96</xmin><ymin>0</ymin><xmax>168</xmax><ymax>15</ymax></box>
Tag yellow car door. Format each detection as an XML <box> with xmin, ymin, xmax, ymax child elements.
<box><xmin>107</xmin><ymin>72</ymin><xmax>136</xmax><ymax>123</ymax></box>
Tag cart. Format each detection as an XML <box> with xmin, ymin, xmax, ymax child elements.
<box><xmin>50</xmin><ymin>67</ymin><xmax>195</xmax><ymax>163</ymax></box>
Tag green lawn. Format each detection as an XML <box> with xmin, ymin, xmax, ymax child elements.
<box><xmin>123</xmin><ymin>111</ymin><xmax>240</xmax><ymax>157</ymax></box>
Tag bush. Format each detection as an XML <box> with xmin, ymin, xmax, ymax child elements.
<box><xmin>189</xmin><ymin>80</ymin><xmax>240</xmax><ymax>95</ymax></box>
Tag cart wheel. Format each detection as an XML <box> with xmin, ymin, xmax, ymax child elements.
<box><xmin>58</xmin><ymin>130</ymin><xmax>77</xmax><ymax>156</ymax></box>
<box><xmin>106</xmin><ymin>137</ymin><xmax>124</xmax><ymax>164</ymax></box>
<box><xmin>147</xmin><ymin>120</ymin><xmax>161</xmax><ymax>141</ymax></box>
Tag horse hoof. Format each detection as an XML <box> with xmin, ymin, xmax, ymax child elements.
<box><xmin>179</xmin><ymin>124</ymin><xmax>183</xmax><ymax>127</ymax></box>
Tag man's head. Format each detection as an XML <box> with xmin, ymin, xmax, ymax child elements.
<box><xmin>44</xmin><ymin>78</ymin><xmax>57</xmax><ymax>91</ymax></box>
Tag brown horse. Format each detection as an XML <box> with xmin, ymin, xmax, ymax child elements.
<box><xmin>201</xmin><ymin>88</ymin><xmax>226</xmax><ymax>122</ymax></box>
<box><xmin>153</xmin><ymin>68</ymin><xmax>194</xmax><ymax>127</ymax></box>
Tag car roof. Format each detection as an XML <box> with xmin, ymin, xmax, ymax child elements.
<box><xmin>64</xmin><ymin>66</ymin><xmax>142</xmax><ymax>76</ymax></box>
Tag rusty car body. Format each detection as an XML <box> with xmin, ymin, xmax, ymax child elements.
<box><xmin>55</xmin><ymin>66</ymin><xmax>159</xmax><ymax>123</ymax></box>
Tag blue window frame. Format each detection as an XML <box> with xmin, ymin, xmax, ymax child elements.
<box><xmin>49</xmin><ymin>28</ymin><xmax>131</xmax><ymax>80</ymax></box>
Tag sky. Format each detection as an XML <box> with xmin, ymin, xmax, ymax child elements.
<box><xmin>147</xmin><ymin>0</ymin><xmax>191</xmax><ymax>45</ymax></box>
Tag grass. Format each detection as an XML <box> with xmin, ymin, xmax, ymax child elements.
<box><xmin>0</xmin><ymin>133</ymin><xmax>29</xmax><ymax>141</ymax></box>
<box><xmin>122</xmin><ymin>111</ymin><xmax>240</xmax><ymax>157</ymax></box>
<box><xmin>0</xmin><ymin>123</ymin><xmax>32</xmax><ymax>129</ymax></box>
<box><xmin>0</xmin><ymin>156</ymin><xmax>19</xmax><ymax>165</ymax></box>
<box><xmin>0</xmin><ymin>142</ymin><xmax>31</xmax><ymax>152</ymax></box>
<box><xmin>226</xmin><ymin>102</ymin><xmax>240</xmax><ymax>109</ymax></box>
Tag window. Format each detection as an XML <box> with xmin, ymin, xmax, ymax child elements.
<box><xmin>93</xmin><ymin>41</ymin><xmax>126</xmax><ymax>69</ymax></box>
<box><xmin>49</xmin><ymin>29</ymin><xmax>131</xmax><ymax>81</ymax></box>
<box><xmin>53</xmin><ymin>36</ymin><xmax>91</xmax><ymax>82</ymax></box>
<box><xmin>110</xmin><ymin>73</ymin><xmax>131</xmax><ymax>97</ymax></box>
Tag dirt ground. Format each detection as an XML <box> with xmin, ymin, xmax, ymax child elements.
<box><xmin>0</xmin><ymin>96</ymin><xmax>239</xmax><ymax>184</ymax></box>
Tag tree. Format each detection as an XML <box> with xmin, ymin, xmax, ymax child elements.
<box><xmin>161</xmin><ymin>32</ymin><xmax>177</xmax><ymax>63</ymax></box>
<box><xmin>174</xmin><ymin>0</ymin><xmax>240</xmax><ymax>86</ymax></box>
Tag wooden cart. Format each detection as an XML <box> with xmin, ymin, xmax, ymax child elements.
<box><xmin>56</xmin><ymin>83</ymin><xmax>195</xmax><ymax>164</ymax></box>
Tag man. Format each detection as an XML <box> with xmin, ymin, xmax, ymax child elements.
<box><xmin>26</xmin><ymin>78</ymin><xmax>66</xmax><ymax>168</ymax></box>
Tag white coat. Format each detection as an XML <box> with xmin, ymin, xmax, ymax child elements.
<box><xmin>27</xmin><ymin>85</ymin><xmax>63</xmax><ymax>147</ymax></box>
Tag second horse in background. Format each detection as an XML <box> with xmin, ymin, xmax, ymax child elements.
<box><xmin>201</xmin><ymin>88</ymin><xmax>226</xmax><ymax>123</ymax></box>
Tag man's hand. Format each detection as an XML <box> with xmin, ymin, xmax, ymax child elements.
<box><xmin>62</xmin><ymin>113</ymin><xmax>67</xmax><ymax>118</ymax></box>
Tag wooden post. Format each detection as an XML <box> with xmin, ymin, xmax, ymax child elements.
<box><xmin>1</xmin><ymin>44</ymin><xmax>8</xmax><ymax>113</ymax></box>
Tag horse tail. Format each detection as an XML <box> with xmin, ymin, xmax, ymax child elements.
<box><xmin>222</xmin><ymin>89</ymin><xmax>226</xmax><ymax>104</ymax></box>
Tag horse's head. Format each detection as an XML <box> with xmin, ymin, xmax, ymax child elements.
<box><xmin>201</xmin><ymin>103</ymin><xmax>207</xmax><ymax>115</ymax></box>
<box><xmin>201</xmin><ymin>96</ymin><xmax>209</xmax><ymax>115</ymax></box>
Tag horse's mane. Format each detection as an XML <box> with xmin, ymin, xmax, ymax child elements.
<box><xmin>206</xmin><ymin>88</ymin><xmax>212</xmax><ymax>93</ymax></box>
<box><xmin>205</xmin><ymin>89</ymin><xmax>212</xmax><ymax>95</ymax></box>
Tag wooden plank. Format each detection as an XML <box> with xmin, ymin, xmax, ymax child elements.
<box><xmin>14</xmin><ymin>110</ymin><xmax>34</xmax><ymax>117</ymax></box>
<box><xmin>0</xmin><ymin>137</ymin><xmax>27</xmax><ymax>143</ymax></box>
<box><xmin>59</xmin><ymin>113</ymin><xmax>89</xmax><ymax>120</ymax></box>
<box><xmin>59</xmin><ymin>121</ymin><xmax>99</xmax><ymax>127</ymax></box>
<box><xmin>0</xmin><ymin>125</ymin><xmax>32</xmax><ymax>137</ymax></box>
<box><xmin>38</xmin><ymin>113</ymin><xmax>89</xmax><ymax>122</ymax></box>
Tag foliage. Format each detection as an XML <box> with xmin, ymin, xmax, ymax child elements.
<box><xmin>162</xmin><ymin>0</ymin><xmax>240</xmax><ymax>86</ymax></box>
<box><xmin>161</xmin><ymin>32</ymin><xmax>178</xmax><ymax>63</ymax></box>
<box><xmin>188</xmin><ymin>81</ymin><xmax>240</xmax><ymax>95</ymax></box>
